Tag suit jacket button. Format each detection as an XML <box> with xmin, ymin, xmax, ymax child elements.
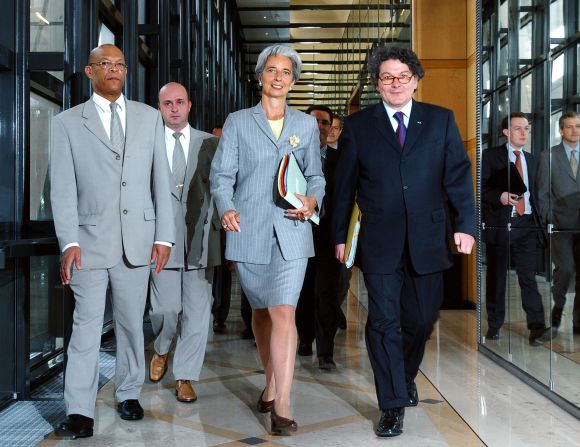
<box><xmin>122</xmin><ymin>182</ymin><xmax>127</xmax><ymax>186</ymax></box>
<box><xmin>123</xmin><ymin>209</ymin><xmax>128</xmax><ymax>214</ymax></box>
<box><xmin>204</xmin><ymin>219</ymin><xmax>208</xmax><ymax>224</ymax></box>
<box><xmin>403</xmin><ymin>186</ymin><xmax>408</xmax><ymax>190</ymax></box>
<box><xmin>200</xmin><ymin>198</ymin><xmax>204</xmax><ymax>204</ymax></box>
<box><xmin>116</xmin><ymin>155</ymin><xmax>121</xmax><ymax>160</ymax></box>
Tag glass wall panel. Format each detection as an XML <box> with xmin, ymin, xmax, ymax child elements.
<box><xmin>30</xmin><ymin>0</ymin><xmax>64</xmax><ymax>52</ymax></box>
<box><xmin>30</xmin><ymin>92</ymin><xmax>62</xmax><ymax>221</ymax></box>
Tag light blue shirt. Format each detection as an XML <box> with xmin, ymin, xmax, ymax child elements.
<box><xmin>507</xmin><ymin>144</ymin><xmax>532</xmax><ymax>215</ymax></box>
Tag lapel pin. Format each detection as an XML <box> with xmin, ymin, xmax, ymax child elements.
<box><xmin>417</xmin><ymin>121</ymin><xmax>422</xmax><ymax>125</ymax></box>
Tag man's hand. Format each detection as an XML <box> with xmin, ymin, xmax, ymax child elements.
<box><xmin>500</xmin><ymin>191</ymin><xmax>521</xmax><ymax>206</ymax></box>
<box><xmin>454</xmin><ymin>232</ymin><xmax>475</xmax><ymax>254</ymax></box>
<box><xmin>151</xmin><ymin>244</ymin><xmax>171</xmax><ymax>274</ymax></box>
<box><xmin>221</xmin><ymin>210</ymin><xmax>241</xmax><ymax>232</ymax></box>
<box><xmin>286</xmin><ymin>193</ymin><xmax>317</xmax><ymax>221</ymax></box>
<box><xmin>60</xmin><ymin>246</ymin><xmax>81</xmax><ymax>285</ymax></box>
<box><xmin>335</xmin><ymin>243</ymin><xmax>346</xmax><ymax>263</ymax></box>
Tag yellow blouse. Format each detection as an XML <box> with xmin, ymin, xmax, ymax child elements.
<box><xmin>268</xmin><ymin>117</ymin><xmax>284</xmax><ymax>141</ymax></box>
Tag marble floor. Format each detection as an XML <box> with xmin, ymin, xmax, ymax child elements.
<box><xmin>38</xmin><ymin>283</ymin><xmax>580</xmax><ymax>446</ymax></box>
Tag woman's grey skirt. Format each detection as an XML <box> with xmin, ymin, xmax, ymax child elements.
<box><xmin>234</xmin><ymin>232</ymin><xmax>308</xmax><ymax>309</ymax></box>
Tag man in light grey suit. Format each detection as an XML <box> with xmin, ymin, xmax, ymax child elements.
<box><xmin>50</xmin><ymin>44</ymin><xmax>174</xmax><ymax>439</ymax></box>
<box><xmin>148</xmin><ymin>82</ymin><xmax>221</xmax><ymax>402</ymax></box>
<box><xmin>538</xmin><ymin>111</ymin><xmax>580</xmax><ymax>337</ymax></box>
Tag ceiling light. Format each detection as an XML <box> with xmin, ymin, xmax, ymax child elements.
<box><xmin>302</xmin><ymin>72</ymin><xmax>316</xmax><ymax>75</ymax></box>
<box><xmin>35</xmin><ymin>11</ymin><xmax>50</xmax><ymax>25</ymax></box>
<box><xmin>299</xmin><ymin>52</ymin><xmax>321</xmax><ymax>55</ymax></box>
<box><xmin>265</xmin><ymin>32</ymin><xmax>269</xmax><ymax>35</ymax></box>
<box><xmin>263</xmin><ymin>16</ymin><xmax>267</xmax><ymax>19</ymax></box>
<box><xmin>299</xmin><ymin>41</ymin><xmax>321</xmax><ymax>45</ymax></box>
<box><xmin>302</xmin><ymin>63</ymin><xmax>319</xmax><ymax>66</ymax></box>
<box><xmin>299</xmin><ymin>26</ymin><xmax>321</xmax><ymax>29</ymax></box>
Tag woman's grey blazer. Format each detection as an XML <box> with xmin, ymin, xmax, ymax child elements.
<box><xmin>210</xmin><ymin>103</ymin><xmax>325</xmax><ymax>264</ymax></box>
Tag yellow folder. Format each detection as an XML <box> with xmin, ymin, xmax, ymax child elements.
<box><xmin>344</xmin><ymin>202</ymin><xmax>361</xmax><ymax>268</ymax></box>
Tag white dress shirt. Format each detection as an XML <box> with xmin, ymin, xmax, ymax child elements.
<box><xmin>507</xmin><ymin>144</ymin><xmax>532</xmax><ymax>215</ymax></box>
<box><xmin>164</xmin><ymin>124</ymin><xmax>190</xmax><ymax>170</ymax></box>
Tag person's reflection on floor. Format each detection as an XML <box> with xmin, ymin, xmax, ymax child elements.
<box><xmin>482</xmin><ymin>112</ymin><xmax>550</xmax><ymax>346</ymax></box>
<box><xmin>538</xmin><ymin>111</ymin><xmax>580</xmax><ymax>338</ymax></box>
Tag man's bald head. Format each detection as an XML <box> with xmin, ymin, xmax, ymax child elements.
<box><xmin>158</xmin><ymin>82</ymin><xmax>192</xmax><ymax>131</ymax></box>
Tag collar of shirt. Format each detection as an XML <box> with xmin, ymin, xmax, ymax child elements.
<box><xmin>383</xmin><ymin>100</ymin><xmax>413</xmax><ymax>131</ymax></box>
<box><xmin>92</xmin><ymin>93</ymin><xmax>126</xmax><ymax>138</ymax></box>
<box><xmin>165</xmin><ymin>124</ymin><xmax>191</xmax><ymax>168</ymax></box>
<box><xmin>562</xmin><ymin>141</ymin><xmax>580</xmax><ymax>161</ymax></box>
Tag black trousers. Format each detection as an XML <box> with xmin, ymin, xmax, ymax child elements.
<box><xmin>551</xmin><ymin>231</ymin><xmax>580</xmax><ymax>327</ymax></box>
<box><xmin>485</xmin><ymin>215</ymin><xmax>545</xmax><ymax>330</ymax></box>
<box><xmin>363</xmin><ymin>253</ymin><xmax>443</xmax><ymax>410</ymax></box>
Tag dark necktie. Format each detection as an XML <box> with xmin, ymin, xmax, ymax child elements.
<box><xmin>514</xmin><ymin>150</ymin><xmax>525</xmax><ymax>216</ymax></box>
<box><xmin>571</xmin><ymin>149</ymin><xmax>578</xmax><ymax>178</ymax></box>
<box><xmin>394</xmin><ymin>111</ymin><xmax>406</xmax><ymax>148</ymax></box>
<box><xmin>109</xmin><ymin>102</ymin><xmax>124</xmax><ymax>151</ymax></box>
<box><xmin>172</xmin><ymin>132</ymin><xmax>186</xmax><ymax>198</ymax></box>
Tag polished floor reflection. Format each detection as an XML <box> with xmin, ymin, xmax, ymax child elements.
<box><xmin>32</xmin><ymin>283</ymin><xmax>579</xmax><ymax>446</ymax></box>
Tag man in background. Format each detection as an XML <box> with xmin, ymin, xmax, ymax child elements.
<box><xmin>148</xmin><ymin>82</ymin><xmax>221</xmax><ymax>403</ymax></box>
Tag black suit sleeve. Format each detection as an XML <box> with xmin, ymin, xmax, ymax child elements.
<box><xmin>330</xmin><ymin>119</ymin><xmax>358</xmax><ymax>245</ymax></box>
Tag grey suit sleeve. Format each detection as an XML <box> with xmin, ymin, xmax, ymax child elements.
<box><xmin>303</xmin><ymin>118</ymin><xmax>325</xmax><ymax>208</ymax></box>
<box><xmin>50</xmin><ymin>115</ymin><xmax>79</xmax><ymax>251</ymax></box>
<box><xmin>210</xmin><ymin>114</ymin><xmax>238</xmax><ymax>218</ymax></box>
<box><xmin>152</xmin><ymin>111</ymin><xmax>175</xmax><ymax>244</ymax></box>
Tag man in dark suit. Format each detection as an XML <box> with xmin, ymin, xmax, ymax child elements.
<box><xmin>296</xmin><ymin>105</ymin><xmax>345</xmax><ymax>370</ymax></box>
<box><xmin>331</xmin><ymin>46</ymin><xmax>475</xmax><ymax>438</ymax></box>
<box><xmin>482</xmin><ymin>112</ymin><xmax>548</xmax><ymax>345</ymax></box>
<box><xmin>538</xmin><ymin>111</ymin><xmax>580</xmax><ymax>337</ymax></box>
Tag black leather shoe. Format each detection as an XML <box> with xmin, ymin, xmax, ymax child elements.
<box><xmin>297</xmin><ymin>342</ymin><xmax>313</xmax><ymax>356</ymax></box>
<box><xmin>318</xmin><ymin>357</ymin><xmax>336</xmax><ymax>370</ymax></box>
<box><xmin>574</xmin><ymin>326</ymin><xmax>580</xmax><ymax>335</ymax></box>
<box><xmin>270</xmin><ymin>408</ymin><xmax>298</xmax><ymax>435</ymax></box>
<box><xmin>486</xmin><ymin>327</ymin><xmax>500</xmax><ymax>340</ymax></box>
<box><xmin>213</xmin><ymin>320</ymin><xmax>227</xmax><ymax>334</ymax></box>
<box><xmin>375</xmin><ymin>407</ymin><xmax>404</xmax><ymax>437</ymax></box>
<box><xmin>257</xmin><ymin>388</ymin><xmax>275</xmax><ymax>413</ymax></box>
<box><xmin>117</xmin><ymin>399</ymin><xmax>144</xmax><ymax>420</ymax></box>
<box><xmin>407</xmin><ymin>381</ymin><xmax>419</xmax><ymax>407</ymax></box>
<box><xmin>240</xmin><ymin>328</ymin><xmax>255</xmax><ymax>340</ymax></box>
<box><xmin>54</xmin><ymin>414</ymin><xmax>94</xmax><ymax>439</ymax></box>
<box><xmin>529</xmin><ymin>328</ymin><xmax>547</xmax><ymax>346</ymax></box>
<box><xmin>541</xmin><ymin>326</ymin><xmax>558</xmax><ymax>341</ymax></box>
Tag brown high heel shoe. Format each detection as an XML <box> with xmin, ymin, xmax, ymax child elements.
<box><xmin>270</xmin><ymin>407</ymin><xmax>297</xmax><ymax>435</ymax></box>
<box><xmin>257</xmin><ymin>388</ymin><xmax>275</xmax><ymax>413</ymax></box>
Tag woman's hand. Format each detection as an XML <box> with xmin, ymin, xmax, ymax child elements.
<box><xmin>221</xmin><ymin>210</ymin><xmax>241</xmax><ymax>232</ymax></box>
<box><xmin>286</xmin><ymin>193</ymin><xmax>317</xmax><ymax>221</ymax></box>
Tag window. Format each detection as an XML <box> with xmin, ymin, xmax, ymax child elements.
<box><xmin>29</xmin><ymin>0</ymin><xmax>65</xmax><ymax>52</ymax></box>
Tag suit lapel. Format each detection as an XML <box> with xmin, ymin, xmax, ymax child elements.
<box><xmin>554</xmin><ymin>144</ymin><xmax>576</xmax><ymax>181</ymax></box>
<box><xmin>402</xmin><ymin>101</ymin><xmax>426</xmax><ymax>155</ymax></box>
<box><xmin>182</xmin><ymin>127</ymin><xmax>203</xmax><ymax>200</ymax></box>
<box><xmin>372</xmin><ymin>103</ymin><xmax>400</xmax><ymax>153</ymax></box>
<box><xmin>278</xmin><ymin>106</ymin><xmax>296</xmax><ymax>152</ymax></box>
<box><xmin>82</xmin><ymin>100</ymin><xmax>118</xmax><ymax>155</ymax></box>
<box><xmin>252</xmin><ymin>103</ymin><xmax>279</xmax><ymax>148</ymax></box>
<box><xmin>124</xmin><ymin>100</ymin><xmax>142</xmax><ymax>158</ymax></box>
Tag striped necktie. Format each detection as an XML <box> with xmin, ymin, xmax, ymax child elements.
<box><xmin>172</xmin><ymin>132</ymin><xmax>186</xmax><ymax>198</ymax></box>
<box><xmin>109</xmin><ymin>102</ymin><xmax>125</xmax><ymax>151</ymax></box>
<box><xmin>571</xmin><ymin>149</ymin><xmax>578</xmax><ymax>178</ymax></box>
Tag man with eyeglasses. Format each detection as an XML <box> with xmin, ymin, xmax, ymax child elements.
<box><xmin>331</xmin><ymin>46</ymin><xmax>475</xmax><ymax>438</ymax></box>
<box><xmin>50</xmin><ymin>44</ymin><xmax>174</xmax><ymax>438</ymax></box>
<box><xmin>538</xmin><ymin>111</ymin><xmax>580</xmax><ymax>338</ymax></box>
<box><xmin>296</xmin><ymin>105</ymin><xmax>345</xmax><ymax>370</ymax></box>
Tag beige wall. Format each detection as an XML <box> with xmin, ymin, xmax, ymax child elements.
<box><xmin>414</xmin><ymin>0</ymin><xmax>477</xmax><ymax>302</ymax></box>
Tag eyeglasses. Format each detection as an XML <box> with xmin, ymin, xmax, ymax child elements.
<box><xmin>263</xmin><ymin>67</ymin><xmax>293</xmax><ymax>79</ymax></box>
<box><xmin>378</xmin><ymin>73</ymin><xmax>414</xmax><ymax>85</ymax></box>
<box><xmin>90</xmin><ymin>61</ymin><xmax>128</xmax><ymax>71</ymax></box>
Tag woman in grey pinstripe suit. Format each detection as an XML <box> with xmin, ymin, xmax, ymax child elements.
<box><xmin>210</xmin><ymin>45</ymin><xmax>325</xmax><ymax>435</ymax></box>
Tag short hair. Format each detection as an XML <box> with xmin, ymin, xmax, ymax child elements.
<box><xmin>501</xmin><ymin>112</ymin><xmax>528</xmax><ymax>131</ymax></box>
<box><xmin>305</xmin><ymin>105</ymin><xmax>333</xmax><ymax>123</ymax></box>
<box><xmin>255</xmin><ymin>45</ymin><xmax>302</xmax><ymax>82</ymax></box>
<box><xmin>559</xmin><ymin>111</ymin><xmax>580</xmax><ymax>129</ymax></box>
<box><xmin>367</xmin><ymin>46</ymin><xmax>425</xmax><ymax>86</ymax></box>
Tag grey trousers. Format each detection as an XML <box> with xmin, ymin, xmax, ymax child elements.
<box><xmin>65</xmin><ymin>258</ymin><xmax>150</xmax><ymax>418</ymax></box>
<box><xmin>149</xmin><ymin>267</ymin><xmax>211</xmax><ymax>380</ymax></box>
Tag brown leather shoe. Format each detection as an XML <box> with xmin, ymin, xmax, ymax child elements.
<box><xmin>270</xmin><ymin>407</ymin><xmax>297</xmax><ymax>435</ymax></box>
<box><xmin>257</xmin><ymin>388</ymin><xmax>275</xmax><ymax>413</ymax></box>
<box><xmin>149</xmin><ymin>352</ymin><xmax>169</xmax><ymax>382</ymax></box>
<box><xmin>176</xmin><ymin>380</ymin><xmax>197</xmax><ymax>402</ymax></box>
